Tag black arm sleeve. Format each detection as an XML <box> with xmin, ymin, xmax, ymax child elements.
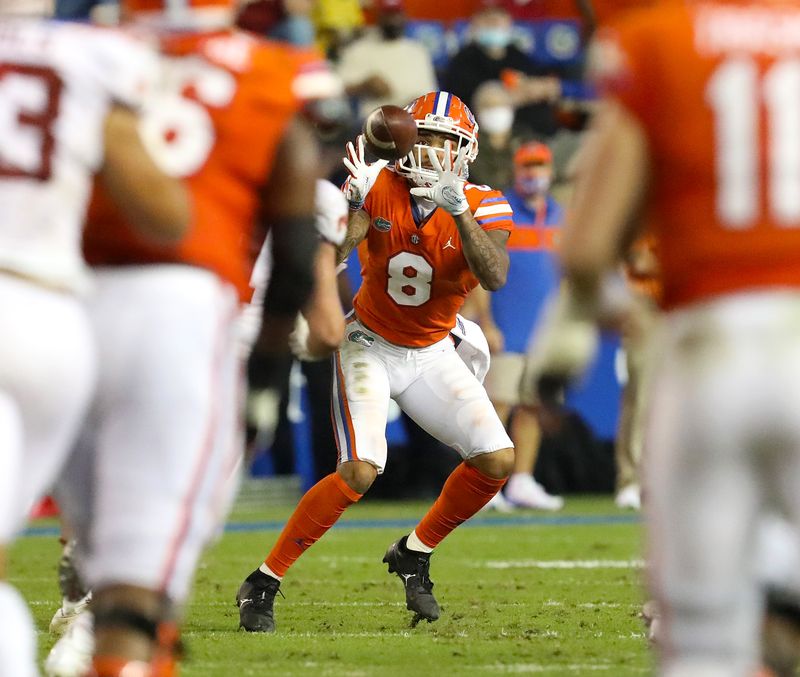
<box><xmin>262</xmin><ymin>214</ymin><xmax>319</xmax><ymax>318</ymax></box>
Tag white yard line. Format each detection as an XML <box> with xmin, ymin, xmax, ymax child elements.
<box><xmin>185</xmin><ymin>629</ymin><xmax>647</xmax><ymax>642</ymax></box>
<box><xmin>313</xmin><ymin>556</ymin><xmax>646</xmax><ymax>569</ymax></box>
<box><xmin>482</xmin><ymin>559</ymin><xmax>645</xmax><ymax>570</ymax></box>
<box><xmin>471</xmin><ymin>664</ymin><xmax>649</xmax><ymax>673</ymax></box>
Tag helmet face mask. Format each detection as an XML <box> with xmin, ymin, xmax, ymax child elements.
<box><xmin>396</xmin><ymin>92</ymin><xmax>479</xmax><ymax>188</ymax></box>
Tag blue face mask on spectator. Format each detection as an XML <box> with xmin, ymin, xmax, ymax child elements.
<box><xmin>475</xmin><ymin>27</ymin><xmax>512</xmax><ymax>50</ymax></box>
<box><xmin>270</xmin><ymin>15</ymin><xmax>316</xmax><ymax>45</ymax></box>
<box><xmin>516</xmin><ymin>175</ymin><xmax>551</xmax><ymax>197</ymax></box>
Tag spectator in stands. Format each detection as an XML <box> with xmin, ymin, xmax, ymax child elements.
<box><xmin>336</xmin><ymin>0</ymin><xmax>437</xmax><ymax>120</ymax></box>
<box><xmin>499</xmin><ymin>0</ymin><xmax>596</xmax><ymax>42</ymax></box>
<box><xmin>614</xmin><ymin>235</ymin><xmax>660</xmax><ymax>510</ymax></box>
<box><xmin>238</xmin><ymin>0</ymin><xmax>316</xmax><ymax>45</ymax></box>
<box><xmin>442</xmin><ymin>1</ymin><xmax>566</xmax><ymax>138</ymax></box>
<box><xmin>54</xmin><ymin>0</ymin><xmax>95</xmax><ymax>18</ymax></box>
<box><xmin>312</xmin><ymin>0</ymin><xmax>364</xmax><ymax>59</ymax></box>
<box><xmin>467</xmin><ymin>141</ymin><xmax>564</xmax><ymax>510</ymax></box>
<box><xmin>469</xmin><ymin>80</ymin><xmax>528</xmax><ymax>190</ymax></box>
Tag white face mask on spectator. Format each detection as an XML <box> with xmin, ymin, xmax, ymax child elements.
<box><xmin>475</xmin><ymin>26</ymin><xmax>512</xmax><ymax>50</ymax></box>
<box><xmin>478</xmin><ymin>106</ymin><xmax>514</xmax><ymax>135</ymax></box>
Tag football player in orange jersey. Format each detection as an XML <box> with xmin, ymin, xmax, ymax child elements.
<box><xmin>522</xmin><ymin>1</ymin><xmax>800</xmax><ymax>675</ymax></box>
<box><xmin>45</xmin><ymin>0</ymin><xmax>343</xmax><ymax>675</ymax></box>
<box><xmin>236</xmin><ymin>90</ymin><xmax>516</xmax><ymax>631</ymax></box>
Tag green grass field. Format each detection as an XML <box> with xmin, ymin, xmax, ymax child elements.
<box><xmin>10</xmin><ymin>496</ymin><xmax>653</xmax><ymax>676</ymax></box>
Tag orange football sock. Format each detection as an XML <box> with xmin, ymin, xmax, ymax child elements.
<box><xmin>91</xmin><ymin>622</ymin><xmax>179</xmax><ymax>677</ymax></box>
<box><xmin>150</xmin><ymin>621</ymin><xmax>180</xmax><ymax>677</ymax></box>
<box><xmin>91</xmin><ymin>656</ymin><xmax>152</xmax><ymax>677</ymax></box>
<box><xmin>265</xmin><ymin>472</ymin><xmax>362</xmax><ymax>577</ymax></box>
<box><xmin>414</xmin><ymin>462</ymin><xmax>507</xmax><ymax>549</ymax></box>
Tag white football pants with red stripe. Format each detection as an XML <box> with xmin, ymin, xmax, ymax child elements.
<box><xmin>58</xmin><ymin>265</ymin><xmax>244</xmax><ymax>604</ymax></box>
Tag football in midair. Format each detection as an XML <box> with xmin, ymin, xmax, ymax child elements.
<box><xmin>362</xmin><ymin>105</ymin><xmax>418</xmax><ymax>161</ymax></box>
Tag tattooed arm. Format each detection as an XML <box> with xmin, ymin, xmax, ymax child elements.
<box><xmin>406</xmin><ymin>144</ymin><xmax>510</xmax><ymax>290</ymax></box>
<box><xmin>336</xmin><ymin>208</ymin><xmax>370</xmax><ymax>265</ymax></box>
<box><xmin>454</xmin><ymin>211</ymin><xmax>510</xmax><ymax>291</ymax></box>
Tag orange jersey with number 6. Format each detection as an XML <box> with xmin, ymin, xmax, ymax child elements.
<box><xmin>353</xmin><ymin>169</ymin><xmax>513</xmax><ymax>347</ymax></box>
<box><xmin>595</xmin><ymin>1</ymin><xmax>800</xmax><ymax>310</ymax></box>
<box><xmin>84</xmin><ymin>29</ymin><xmax>339</xmax><ymax>301</ymax></box>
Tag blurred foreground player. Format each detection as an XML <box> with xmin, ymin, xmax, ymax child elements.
<box><xmin>239</xmin><ymin>178</ymin><xmax>348</xmax><ymax>452</ymax></box>
<box><xmin>46</xmin><ymin>181</ymin><xmax>348</xmax><ymax>677</ymax></box>
<box><xmin>523</xmin><ymin>2</ymin><xmax>800</xmax><ymax>675</ymax></box>
<box><xmin>0</xmin><ymin>4</ymin><xmax>189</xmax><ymax>676</ymax></box>
<box><xmin>284</xmin><ymin>180</ymin><xmax>348</xmax><ymax>361</ymax></box>
<box><xmin>237</xmin><ymin>91</ymin><xmax>516</xmax><ymax>631</ymax></box>
<box><xmin>53</xmin><ymin>0</ymin><xmax>342</xmax><ymax>674</ymax></box>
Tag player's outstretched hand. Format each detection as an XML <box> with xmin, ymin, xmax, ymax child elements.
<box><xmin>342</xmin><ymin>135</ymin><xmax>388</xmax><ymax>210</ymax></box>
<box><xmin>518</xmin><ymin>286</ymin><xmax>599</xmax><ymax>407</ymax></box>
<box><xmin>409</xmin><ymin>142</ymin><xmax>469</xmax><ymax>216</ymax></box>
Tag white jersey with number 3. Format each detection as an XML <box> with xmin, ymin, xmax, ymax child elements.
<box><xmin>0</xmin><ymin>19</ymin><xmax>158</xmax><ymax>292</ymax></box>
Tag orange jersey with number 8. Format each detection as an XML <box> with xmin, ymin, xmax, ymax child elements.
<box><xmin>352</xmin><ymin>169</ymin><xmax>513</xmax><ymax>347</ymax></box>
<box><xmin>595</xmin><ymin>1</ymin><xmax>800</xmax><ymax>310</ymax></box>
<box><xmin>84</xmin><ymin>29</ymin><xmax>338</xmax><ymax>301</ymax></box>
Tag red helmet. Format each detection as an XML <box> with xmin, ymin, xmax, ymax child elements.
<box><xmin>396</xmin><ymin>91</ymin><xmax>479</xmax><ymax>187</ymax></box>
<box><xmin>121</xmin><ymin>0</ymin><xmax>235</xmax><ymax>27</ymax></box>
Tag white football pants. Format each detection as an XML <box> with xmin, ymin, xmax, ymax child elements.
<box><xmin>0</xmin><ymin>274</ymin><xmax>94</xmax><ymax>543</ymax></box>
<box><xmin>58</xmin><ymin>265</ymin><xmax>243</xmax><ymax>604</ymax></box>
<box><xmin>645</xmin><ymin>290</ymin><xmax>800</xmax><ymax>677</ymax></box>
<box><xmin>0</xmin><ymin>275</ymin><xmax>93</xmax><ymax>677</ymax></box>
<box><xmin>331</xmin><ymin>316</ymin><xmax>512</xmax><ymax>473</ymax></box>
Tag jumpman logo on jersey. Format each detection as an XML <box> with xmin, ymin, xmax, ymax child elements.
<box><xmin>442</xmin><ymin>237</ymin><xmax>456</xmax><ymax>250</ymax></box>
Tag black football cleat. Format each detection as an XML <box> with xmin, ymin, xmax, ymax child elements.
<box><xmin>236</xmin><ymin>570</ymin><xmax>282</xmax><ymax>633</ymax></box>
<box><xmin>383</xmin><ymin>536</ymin><xmax>440</xmax><ymax>623</ymax></box>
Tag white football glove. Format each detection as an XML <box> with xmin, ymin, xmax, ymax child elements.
<box><xmin>519</xmin><ymin>286</ymin><xmax>600</xmax><ymax>406</ymax></box>
<box><xmin>288</xmin><ymin>313</ymin><xmax>315</xmax><ymax>361</ymax></box>
<box><xmin>409</xmin><ymin>143</ymin><xmax>469</xmax><ymax>216</ymax></box>
<box><xmin>342</xmin><ymin>135</ymin><xmax>388</xmax><ymax>211</ymax></box>
<box><xmin>247</xmin><ymin>388</ymin><xmax>280</xmax><ymax>450</ymax></box>
<box><xmin>315</xmin><ymin>178</ymin><xmax>348</xmax><ymax>246</ymax></box>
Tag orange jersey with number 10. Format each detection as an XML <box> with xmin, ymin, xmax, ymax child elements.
<box><xmin>595</xmin><ymin>1</ymin><xmax>800</xmax><ymax>310</ymax></box>
<box><xmin>353</xmin><ymin>169</ymin><xmax>513</xmax><ymax>347</ymax></box>
<box><xmin>84</xmin><ymin>29</ymin><xmax>338</xmax><ymax>301</ymax></box>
